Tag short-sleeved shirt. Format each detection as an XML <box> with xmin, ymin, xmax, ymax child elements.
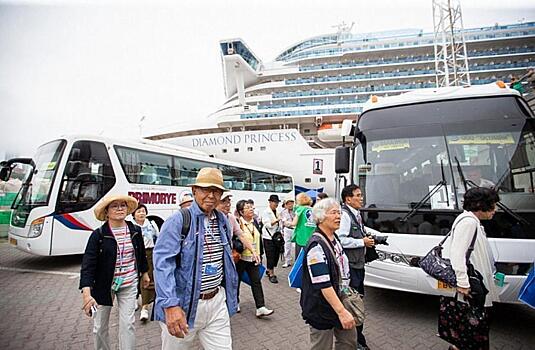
<box><xmin>306</xmin><ymin>237</ymin><xmax>350</xmax><ymax>291</ymax></box>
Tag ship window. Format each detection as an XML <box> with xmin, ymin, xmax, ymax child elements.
<box><xmin>305</xmin><ymin>178</ymin><xmax>311</xmax><ymax>183</ymax></box>
<box><xmin>260</xmin><ymin>146</ymin><xmax>266</xmax><ymax>151</ymax></box>
<box><xmin>247</xmin><ymin>147</ymin><xmax>253</xmax><ymax>152</ymax></box>
<box><xmin>319</xmin><ymin>177</ymin><xmax>326</xmax><ymax>183</ymax></box>
<box><xmin>234</xmin><ymin>148</ymin><xmax>239</xmax><ymax>153</ymax></box>
<box><xmin>222</xmin><ymin>149</ymin><xmax>227</xmax><ymax>153</ymax></box>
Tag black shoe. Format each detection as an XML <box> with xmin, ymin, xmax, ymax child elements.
<box><xmin>269</xmin><ymin>275</ymin><xmax>278</xmax><ymax>283</ymax></box>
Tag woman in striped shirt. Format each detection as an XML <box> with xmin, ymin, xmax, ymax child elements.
<box><xmin>80</xmin><ymin>194</ymin><xmax>149</xmax><ymax>350</ymax></box>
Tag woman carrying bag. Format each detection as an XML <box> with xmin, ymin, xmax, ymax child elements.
<box><xmin>440</xmin><ymin>187</ymin><xmax>501</xmax><ymax>350</ymax></box>
<box><xmin>80</xmin><ymin>194</ymin><xmax>149</xmax><ymax>350</ymax></box>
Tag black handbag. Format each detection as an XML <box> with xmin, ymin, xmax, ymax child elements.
<box><xmin>271</xmin><ymin>230</ymin><xmax>285</xmax><ymax>248</ymax></box>
<box><xmin>419</xmin><ymin>217</ymin><xmax>478</xmax><ymax>287</ymax></box>
<box><xmin>232</xmin><ymin>235</ymin><xmax>244</xmax><ymax>253</ymax></box>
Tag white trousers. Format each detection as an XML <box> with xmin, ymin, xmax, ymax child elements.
<box><xmin>93</xmin><ymin>283</ymin><xmax>137</xmax><ymax>350</ymax></box>
<box><xmin>283</xmin><ymin>228</ymin><xmax>295</xmax><ymax>265</ymax></box>
<box><xmin>160</xmin><ymin>287</ymin><xmax>232</xmax><ymax>350</ymax></box>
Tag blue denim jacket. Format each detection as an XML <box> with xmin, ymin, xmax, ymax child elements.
<box><xmin>153</xmin><ymin>201</ymin><xmax>238</xmax><ymax>328</ymax></box>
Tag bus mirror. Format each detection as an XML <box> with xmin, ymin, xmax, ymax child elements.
<box><xmin>335</xmin><ymin>146</ymin><xmax>350</xmax><ymax>174</ymax></box>
<box><xmin>0</xmin><ymin>165</ymin><xmax>12</xmax><ymax>182</ymax></box>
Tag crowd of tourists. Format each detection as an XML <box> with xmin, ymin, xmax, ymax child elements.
<box><xmin>80</xmin><ymin>166</ymin><xmax>503</xmax><ymax>350</ymax></box>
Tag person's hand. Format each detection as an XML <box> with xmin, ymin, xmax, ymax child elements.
<box><xmin>252</xmin><ymin>252</ymin><xmax>261</xmax><ymax>265</ymax></box>
<box><xmin>82</xmin><ymin>294</ymin><xmax>97</xmax><ymax>317</ymax></box>
<box><xmin>337</xmin><ymin>308</ymin><xmax>356</xmax><ymax>330</ymax></box>
<box><xmin>363</xmin><ymin>236</ymin><xmax>375</xmax><ymax>248</ymax></box>
<box><xmin>141</xmin><ymin>273</ymin><xmax>150</xmax><ymax>289</ymax></box>
<box><xmin>457</xmin><ymin>286</ymin><xmax>471</xmax><ymax>296</ymax></box>
<box><xmin>164</xmin><ymin>306</ymin><xmax>189</xmax><ymax>338</ymax></box>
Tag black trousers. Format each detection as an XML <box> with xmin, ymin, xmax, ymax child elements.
<box><xmin>263</xmin><ymin>238</ymin><xmax>281</xmax><ymax>270</ymax></box>
<box><xmin>236</xmin><ymin>259</ymin><xmax>265</xmax><ymax>309</ymax></box>
<box><xmin>349</xmin><ymin>267</ymin><xmax>367</xmax><ymax>347</ymax></box>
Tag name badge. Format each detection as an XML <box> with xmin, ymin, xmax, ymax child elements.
<box><xmin>204</xmin><ymin>264</ymin><xmax>218</xmax><ymax>275</ymax></box>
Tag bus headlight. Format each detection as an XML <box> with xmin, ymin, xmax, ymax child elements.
<box><xmin>28</xmin><ymin>218</ymin><xmax>45</xmax><ymax>238</ymax></box>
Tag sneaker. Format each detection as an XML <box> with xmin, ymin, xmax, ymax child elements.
<box><xmin>282</xmin><ymin>263</ymin><xmax>291</xmax><ymax>268</ymax></box>
<box><xmin>237</xmin><ymin>305</ymin><xmax>241</xmax><ymax>313</ymax></box>
<box><xmin>140</xmin><ymin>309</ymin><xmax>149</xmax><ymax>321</ymax></box>
<box><xmin>296</xmin><ymin>288</ymin><xmax>301</xmax><ymax>294</ymax></box>
<box><xmin>256</xmin><ymin>306</ymin><xmax>274</xmax><ymax>318</ymax></box>
<box><xmin>269</xmin><ymin>275</ymin><xmax>278</xmax><ymax>283</ymax></box>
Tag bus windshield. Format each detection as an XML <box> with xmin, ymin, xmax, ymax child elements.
<box><xmin>354</xmin><ymin>96</ymin><xmax>535</xmax><ymax>237</ymax></box>
<box><xmin>12</xmin><ymin>140</ymin><xmax>66</xmax><ymax>227</ymax></box>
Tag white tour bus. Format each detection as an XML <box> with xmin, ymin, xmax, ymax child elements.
<box><xmin>0</xmin><ymin>135</ymin><xmax>293</xmax><ymax>256</ymax></box>
<box><xmin>334</xmin><ymin>82</ymin><xmax>534</xmax><ymax>303</ymax></box>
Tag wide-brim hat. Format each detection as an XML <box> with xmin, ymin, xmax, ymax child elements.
<box><xmin>94</xmin><ymin>195</ymin><xmax>138</xmax><ymax>221</ymax></box>
<box><xmin>188</xmin><ymin>167</ymin><xmax>227</xmax><ymax>191</ymax></box>
<box><xmin>283</xmin><ymin>196</ymin><xmax>295</xmax><ymax>205</ymax></box>
<box><xmin>221</xmin><ymin>192</ymin><xmax>233</xmax><ymax>201</ymax></box>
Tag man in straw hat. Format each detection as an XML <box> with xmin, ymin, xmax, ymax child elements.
<box><xmin>153</xmin><ymin>167</ymin><xmax>238</xmax><ymax>350</ymax></box>
<box><xmin>80</xmin><ymin>194</ymin><xmax>149</xmax><ymax>350</ymax></box>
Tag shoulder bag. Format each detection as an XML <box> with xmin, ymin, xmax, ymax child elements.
<box><xmin>313</xmin><ymin>232</ymin><xmax>365</xmax><ymax>326</ymax></box>
<box><xmin>419</xmin><ymin>217</ymin><xmax>478</xmax><ymax>288</ymax></box>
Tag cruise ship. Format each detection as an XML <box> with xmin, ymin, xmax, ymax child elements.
<box><xmin>148</xmin><ymin>21</ymin><xmax>535</xmax><ymax>195</ymax></box>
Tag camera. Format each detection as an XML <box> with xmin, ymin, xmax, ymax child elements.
<box><xmin>368</xmin><ymin>234</ymin><xmax>388</xmax><ymax>245</ymax></box>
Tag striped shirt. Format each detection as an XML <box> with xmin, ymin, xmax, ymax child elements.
<box><xmin>200</xmin><ymin>214</ymin><xmax>224</xmax><ymax>293</ymax></box>
<box><xmin>111</xmin><ymin>226</ymin><xmax>137</xmax><ymax>289</ymax></box>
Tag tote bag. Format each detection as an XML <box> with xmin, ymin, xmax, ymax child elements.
<box><xmin>288</xmin><ymin>249</ymin><xmax>305</xmax><ymax>288</ymax></box>
<box><xmin>241</xmin><ymin>264</ymin><xmax>266</xmax><ymax>286</ymax></box>
<box><xmin>438</xmin><ymin>295</ymin><xmax>490</xmax><ymax>349</ymax></box>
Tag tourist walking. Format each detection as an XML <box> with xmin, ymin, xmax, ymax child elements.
<box><xmin>132</xmin><ymin>203</ymin><xmax>160</xmax><ymax>321</ymax></box>
<box><xmin>261</xmin><ymin>194</ymin><xmax>283</xmax><ymax>283</ymax></box>
<box><xmin>235</xmin><ymin>199</ymin><xmax>274</xmax><ymax>317</ymax></box>
<box><xmin>291</xmin><ymin>193</ymin><xmax>316</xmax><ymax>259</ymax></box>
<box><xmin>153</xmin><ymin>167</ymin><xmax>238</xmax><ymax>350</ymax></box>
<box><xmin>300</xmin><ymin>198</ymin><xmax>356</xmax><ymax>350</ymax></box>
<box><xmin>80</xmin><ymin>194</ymin><xmax>149</xmax><ymax>350</ymax></box>
<box><xmin>440</xmin><ymin>187</ymin><xmax>501</xmax><ymax>350</ymax></box>
<box><xmin>280</xmin><ymin>196</ymin><xmax>296</xmax><ymax>267</ymax></box>
<box><xmin>338</xmin><ymin>184</ymin><xmax>374</xmax><ymax>349</ymax></box>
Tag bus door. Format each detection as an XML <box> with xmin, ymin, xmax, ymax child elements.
<box><xmin>52</xmin><ymin>141</ymin><xmax>116</xmax><ymax>255</ymax></box>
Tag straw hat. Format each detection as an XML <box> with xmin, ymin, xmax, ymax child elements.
<box><xmin>179</xmin><ymin>191</ymin><xmax>194</xmax><ymax>206</ymax></box>
<box><xmin>94</xmin><ymin>194</ymin><xmax>138</xmax><ymax>221</ymax></box>
<box><xmin>188</xmin><ymin>167</ymin><xmax>227</xmax><ymax>191</ymax></box>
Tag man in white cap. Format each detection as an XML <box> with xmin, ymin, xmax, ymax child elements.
<box><xmin>178</xmin><ymin>191</ymin><xmax>194</xmax><ymax>208</ymax></box>
<box><xmin>280</xmin><ymin>196</ymin><xmax>296</xmax><ymax>268</ymax></box>
<box><xmin>153</xmin><ymin>167</ymin><xmax>238</xmax><ymax>350</ymax></box>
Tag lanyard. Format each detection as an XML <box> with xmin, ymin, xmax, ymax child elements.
<box><xmin>110</xmin><ymin>224</ymin><xmax>128</xmax><ymax>272</ymax></box>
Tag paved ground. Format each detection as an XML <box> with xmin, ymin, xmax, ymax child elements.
<box><xmin>0</xmin><ymin>240</ymin><xmax>533</xmax><ymax>349</ymax></box>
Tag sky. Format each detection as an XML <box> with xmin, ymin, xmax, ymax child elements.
<box><xmin>1</xmin><ymin>0</ymin><xmax>534</xmax><ymax>157</ymax></box>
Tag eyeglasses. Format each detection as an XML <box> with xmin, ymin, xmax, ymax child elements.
<box><xmin>109</xmin><ymin>203</ymin><xmax>127</xmax><ymax>210</ymax></box>
<box><xmin>197</xmin><ymin>187</ymin><xmax>223</xmax><ymax>197</ymax></box>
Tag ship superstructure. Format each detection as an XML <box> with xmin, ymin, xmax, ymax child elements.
<box><xmin>150</xmin><ymin>21</ymin><xmax>535</xmax><ymax>194</ymax></box>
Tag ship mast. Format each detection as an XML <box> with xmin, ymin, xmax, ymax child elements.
<box><xmin>432</xmin><ymin>0</ymin><xmax>471</xmax><ymax>86</ymax></box>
